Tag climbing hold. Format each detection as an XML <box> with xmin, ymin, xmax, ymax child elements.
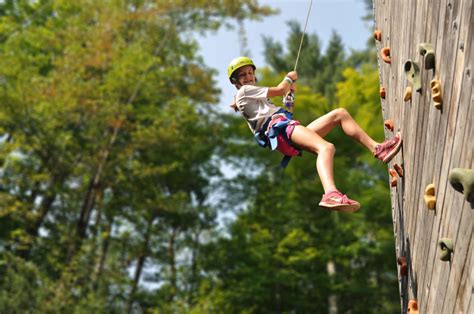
<box><xmin>418</xmin><ymin>43</ymin><xmax>435</xmax><ymax>70</ymax></box>
<box><xmin>380</xmin><ymin>86</ymin><xmax>386</xmax><ymax>99</ymax></box>
<box><xmin>403</xmin><ymin>86</ymin><xmax>412</xmax><ymax>102</ymax></box>
<box><xmin>389</xmin><ymin>168</ymin><xmax>398</xmax><ymax>187</ymax></box>
<box><xmin>397</xmin><ymin>256</ymin><xmax>407</xmax><ymax>276</ymax></box>
<box><xmin>430</xmin><ymin>79</ymin><xmax>443</xmax><ymax>110</ymax></box>
<box><xmin>373</xmin><ymin>30</ymin><xmax>382</xmax><ymax>41</ymax></box>
<box><xmin>381</xmin><ymin>47</ymin><xmax>391</xmax><ymax>64</ymax></box>
<box><xmin>438</xmin><ymin>238</ymin><xmax>453</xmax><ymax>261</ymax></box>
<box><xmin>384</xmin><ymin>119</ymin><xmax>394</xmax><ymax>131</ymax></box>
<box><xmin>383</xmin><ymin>119</ymin><xmax>394</xmax><ymax>131</ymax></box>
<box><xmin>448</xmin><ymin>168</ymin><xmax>474</xmax><ymax>204</ymax></box>
<box><xmin>424</xmin><ymin>183</ymin><xmax>436</xmax><ymax>210</ymax></box>
<box><xmin>404</xmin><ymin>60</ymin><xmax>422</xmax><ymax>92</ymax></box>
<box><xmin>394</xmin><ymin>163</ymin><xmax>404</xmax><ymax>177</ymax></box>
<box><xmin>408</xmin><ymin>300</ymin><xmax>419</xmax><ymax>314</ymax></box>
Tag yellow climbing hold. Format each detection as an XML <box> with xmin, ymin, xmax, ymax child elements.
<box><xmin>404</xmin><ymin>86</ymin><xmax>412</xmax><ymax>102</ymax></box>
<box><xmin>424</xmin><ymin>183</ymin><xmax>436</xmax><ymax>210</ymax></box>
<box><xmin>430</xmin><ymin>79</ymin><xmax>443</xmax><ymax>110</ymax></box>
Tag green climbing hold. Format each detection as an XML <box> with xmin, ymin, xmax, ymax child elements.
<box><xmin>438</xmin><ymin>238</ymin><xmax>453</xmax><ymax>261</ymax></box>
<box><xmin>404</xmin><ymin>60</ymin><xmax>422</xmax><ymax>92</ymax></box>
<box><xmin>448</xmin><ymin>168</ymin><xmax>474</xmax><ymax>204</ymax></box>
<box><xmin>419</xmin><ymin>43</ymin><xmax>435</xmax><ymax>70</ymax></box>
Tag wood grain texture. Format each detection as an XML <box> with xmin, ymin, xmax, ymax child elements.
<box><xmin>373</xmin><ymin>0</ymin><xmax>473</xmax><ymax>312</ymax></box>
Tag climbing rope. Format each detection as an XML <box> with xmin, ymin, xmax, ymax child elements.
<box><xmin>294</xmin><ymin>0</ymin><xmax>313</xmax><ymax>72</ymax></box>
<box><xmin>284</xmin><ymin>0</ymin><xmax>313</xmax><ymax>112</ymax></box>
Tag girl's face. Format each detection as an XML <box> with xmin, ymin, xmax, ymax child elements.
<box><xmin>235</xmin><ymin>65</ymin><xmax>256</xmax><ymax>86</ymax></box>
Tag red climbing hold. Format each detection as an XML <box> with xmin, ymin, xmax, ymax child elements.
<box><xmin>381</xmin><ymin>47</ymin><xmax>391</xmax><ymax>64</ymax></box>
<box><xmin>373</xmin><ymin>30</ymin><xmax>382</xmax><ymax>41</ymax></box>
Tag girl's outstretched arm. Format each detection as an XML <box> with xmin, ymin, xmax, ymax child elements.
<box><xmin>267</xmin><ymin>71</ymin><xmax>298</xmax><ymax>97</ymax></box>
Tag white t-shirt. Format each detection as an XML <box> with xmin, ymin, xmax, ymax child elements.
<box><xmin>234</xmin><ymin>85</ymin><xmax>281</xmax><ymax>134</ymax></box>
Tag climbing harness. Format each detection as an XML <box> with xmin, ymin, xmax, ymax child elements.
<box><xmin>283</xmin><ymin>0</ymin><xmax>313</xmax><ymax>112</ymax></box>
<box><xmin>254</xmin><ymin>109</ymin><xmax>302</xmax><ymax>168</ymax></box>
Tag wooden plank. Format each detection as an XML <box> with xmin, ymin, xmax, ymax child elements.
<box><xmin>451</xmin><ymin>88</ymin><xmax>473</xmax><ymax>313</ymax></box>
<box><xmin>408</xmin><ymin>0</ymin><xmax>446</xmax><ymax>310</ymax></box>
<box><xmin>448</xmin><ymin>100</ymin><xmax>473</xmax><ymax>314</ymax></box>
<box><xmin>388</xmin><ymin>0</ymin><xmax>422</xmax><ymax>308</ymax></box>
<box><xmin>452</xmin><ymin>81</ymin><xmax>473</xmax><ymax>314</ymax></box>
<box><xmin>423</xmin><ymin>0</ymin><xmax>466</xmax><ymax>311</ymax></box>
<box><xmin>408</xmin><ymin>0</ymin><xmax>440</xmax><ymax>298</ymax></box>
<box><xmin>438</xmin><ymin>1</ymin><xmax>473</xmax><ymax>312</ymax></box>
<box><xmin>394</xmin><ymin>0</ymin><xmax>430</xmax><ymax>306</ymax></box>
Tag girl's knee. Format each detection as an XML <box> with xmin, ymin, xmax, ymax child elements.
<box><xmin>315</xmin><ymin>142</ymin><xmax>335</xmax><ymax>155</ymax></box>
<box><xmin>332</xmin><ymin>108</ymin><xmax>350</xmax><ymax>120</ymax></box>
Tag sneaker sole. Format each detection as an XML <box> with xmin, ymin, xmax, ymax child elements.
<box><xmin>382</xmin><ymin>133</ymin><xmax>403</xmax><ymax>163</ymax></box>
<box><xmin>318</xmin><ymin>202</ymin><xmax>361</xmax><ymax>212</ymax></box>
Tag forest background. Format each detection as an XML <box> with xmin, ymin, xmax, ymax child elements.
<box><xmin>0</xmin><ymin>0</ymin><xmax>400</xmax><ymax>313</ymax></box>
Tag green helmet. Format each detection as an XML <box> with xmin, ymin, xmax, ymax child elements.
<box><xmin>227</xmin><ymin>56</ymin><xmax>256</xmax><ymax>83</ymax></box>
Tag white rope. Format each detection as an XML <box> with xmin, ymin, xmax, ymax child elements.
<box><xmin>293</xmin><ymin>0</ymin><xmax>313</xmax><ymax>71</ymax></box>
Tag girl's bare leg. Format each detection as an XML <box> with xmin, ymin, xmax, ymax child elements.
<box><xmin>306</xmin><ymin>108</ymin><xmax>379</xmax><ymax>154</ymax></box>
<box><xmin>290</xmin><ymin>125</ymin><xmax>337</xmax><ymax>193</ymax></box>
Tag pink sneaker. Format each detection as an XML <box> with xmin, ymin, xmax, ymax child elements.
<box><xmin>374</xmin><ymin>132</ymin><xmax>402</xmax><ymax>163</ymax></box>
<box><xmin>318</xmin><ymin>190</ymin><xmax>360</xmax><ymax>212</ymax></box>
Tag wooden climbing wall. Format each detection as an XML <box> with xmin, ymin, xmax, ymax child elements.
<box><xmin>373</xmin><ymin>0</ymin><xmax>473</xmax><ymax>313</ymax></box>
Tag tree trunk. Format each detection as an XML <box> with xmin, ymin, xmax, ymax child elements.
<box><xmin>187</xmin><ymin>230</ymin><xmax>200</xmax><ymax>305</ymax></box>
<box><xmin>126</xmin><ymin>217</ymin><xmax>153</xmax><ymax>314</ymax></box>
<box><xmin>72</xmin><ymin>124</ymin><xmax>119</xmax><ymax>260</ymax></box>
<box><xmin>92</xmin><ymin>219</ymin><xmax>111</xmax><ymax>291</ymax></box>
<box><xmin>90</xmin><ymin>194</ymin><xmax>109</xmax><ymax>291</ymax></box>
<box><xmin>168</xmin><ymin>226</ymin><xmax>178</xmax><ymax>303</ymax></box>
<box><xmin>327</xmin><ymin>260</ymin><xmax>338</xmax><ymax>314</ymax></box>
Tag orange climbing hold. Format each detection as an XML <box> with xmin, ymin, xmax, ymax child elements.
<box><xmin>424</xmin><ymin>183</ymin><xmax>436</xmax><ymax>210</ymax></box>
<box><xmin>373</xmin><ymin>30</ymin><xmax>382</xmax><ymax>41</ymax></box>
<box><xmin>381</xmin><ymin>47</ymin><xmax>391</xmax><ymax>64</ymax></box>
<box><xmin>408</xmin><ymin>300</ymin><xmax>419</xmax><ymax>314</ymax></box>
<box><xmin>404</xmin><ymin>86</ymin><xmax>412</xmax><ymax>102</ymax></box>
<box><xmin>389</xmin><ymin>168</ymin><xmax>397</xmax><ymax>187</ymax></box>
<box><xmin>384</xmin><ymin>119</ymin><xmax>394</xmax><ymax>131</ymax></box>
<box><xmin>397</xmin><ymin>256</ymin><xmax>407</xmax><ymax>276</ymax></box>
<box><xmin>430</xmin><ymin>79</ymin><xmax>443</xmax><ymax>110</ymax></box>
<box><xmin>380</xmin><ymin>86</ymin><xmax>386</xmax><ymax>99</ymax></box>
<box><xmin>394</xmin><ymin>163</ymin><xmax>403</xmax><ymax>177</ymax></box>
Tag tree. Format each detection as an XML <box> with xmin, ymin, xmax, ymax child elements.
<box><xmin>0</xmin><ymin>0</ymin><xmax>275</xmax><ymax>311</ymax></box>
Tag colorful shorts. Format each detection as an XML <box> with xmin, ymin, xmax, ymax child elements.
<box><xmin>254</xmin><ymin>109</ymin><xmax>302</xmax><ymax>167</ymax></box>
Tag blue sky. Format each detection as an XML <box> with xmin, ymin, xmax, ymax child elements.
<box><xmin>195</xmin><ymin>0</ymin><xmax>372</xmax><ymax>109</ymax></box>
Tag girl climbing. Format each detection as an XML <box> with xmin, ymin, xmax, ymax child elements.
<box><xmin>228</xmin><ymin>56</ymin><xmax>402</xmax><ymax>212</ymax></box>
